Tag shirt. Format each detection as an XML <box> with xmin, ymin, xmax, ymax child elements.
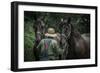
<box><xmin>37</xmin><ymin>38</ymin><xmax>63</xmax><ymax>61</ymax></box>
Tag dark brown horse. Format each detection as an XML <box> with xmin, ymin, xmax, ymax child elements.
<box><xmin>33</xmin><ymin>17</ymin><xmax>45</xmax><ymax>61</ymax></box>
<box><xmin>58</xmin><ymin>18</ymin><xmax>90</xmax><ymax>59</ymax></box>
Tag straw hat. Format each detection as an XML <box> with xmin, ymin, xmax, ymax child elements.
<box><xmin>45</xmin><ymin>28</ymin><xmax>57</xmax><ymax>37</ymax></box>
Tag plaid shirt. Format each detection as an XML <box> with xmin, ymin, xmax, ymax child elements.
<box><xmin>37</xmin><ymin>38</ymin><xmax>62</xmax><ymax>60</ymax></box>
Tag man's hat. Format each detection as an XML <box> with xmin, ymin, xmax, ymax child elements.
<box><xmin>45</xmin><ymin>28</ymin><xmax>57</xmax><ymax>37</ymax></box>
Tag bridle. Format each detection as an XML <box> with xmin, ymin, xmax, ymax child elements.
<box><xmin>60</xmin><ymin>22</ymin><xmax>72</xmax><ymax>59</ymax></box>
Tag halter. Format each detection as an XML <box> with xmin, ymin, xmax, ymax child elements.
<box><xmin>60</xmin><ymin>23</ymin><xmax>72</xmax><ymax>59</ymax></box>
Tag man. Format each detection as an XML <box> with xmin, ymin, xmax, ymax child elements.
<box><xmin>37</xmin><ymin>28</ymin><xmax>63</xmax><ymax>61</ymax></box>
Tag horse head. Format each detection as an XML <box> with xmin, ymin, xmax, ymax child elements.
<box><xmin>57</xmin><ymin>18</ymin><xmax>72</xmax><ymax>59</ymax></box>
<box><xmin>59</xmin><ymin>18</ymin><xmax>72</xmax><ymax>40</ymax></box>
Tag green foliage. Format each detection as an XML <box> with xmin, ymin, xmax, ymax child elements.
<box><xmin>24</xmin><ymin>20</ymin><xmax>36</xmax><ymax>61</ymax></box>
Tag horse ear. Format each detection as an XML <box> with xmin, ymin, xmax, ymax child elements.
<box><xmin>63</xmin><ymin>17</ymin><xmax>71</xmax><ymax>24</ymax></box>
<box><xmin>68</xmin><ymin>17</ymin><xmax>71</xmax><ymax>24</ymax></box>
<box><xmin>61</xmin><ymin>18</ymin><xmax>64</xmax><ymax>22</ymax></box>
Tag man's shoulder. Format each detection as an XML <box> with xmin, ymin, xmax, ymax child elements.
<box><xmin>40</xmin><ymin>39</ymin><xmax>49</xmax><ymax>43</ymax></box>
<box><xmin>51</xmin><ymin>39</ymin><xmax>57</xmax><ymax>43</ymax></box>
<box><xmin>41</xmin><ymin>38</ymin><xmax>57</xmax><ymax>43</ymax></box>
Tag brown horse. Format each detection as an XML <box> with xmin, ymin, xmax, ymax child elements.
<box><xmin>33</xmin><ymin>17</ymin><xmax>45</xmax><ymax>61</ymax></box>
<box><xmin>58</xmin><ymin>18</ymin><xmax>90</xmax><ymax>59</ymax></box>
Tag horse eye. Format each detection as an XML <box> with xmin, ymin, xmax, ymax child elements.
<box><xmin>66</xmin><ymin>27</ymin><xmax>68</xmax><ymax>30</ymax></box>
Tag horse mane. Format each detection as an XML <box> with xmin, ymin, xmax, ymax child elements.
<box><xmin>70</xmin><ymin>23</ymin><xmax>81</xmax><ymax>39</ymax></box>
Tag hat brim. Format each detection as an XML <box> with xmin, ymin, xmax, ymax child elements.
<box><xmin>45</xmin><ymin>33</ymin><xmax>57</xmax><ymax>37</ymax></box>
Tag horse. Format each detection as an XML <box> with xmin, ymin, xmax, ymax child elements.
<box><xmin>58</xmin><ymin>18</ymin><xmax>90</xmax><ymax>59</ymax></box>
<box><xmin>33</xmin><ymin>17</ymin><xmax>46</xmax><ymax>61</ymax></box>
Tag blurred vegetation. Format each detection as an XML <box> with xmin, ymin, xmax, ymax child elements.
<box><xmin>24</xmin><ymin>11</ymin><xmax>90</xmax><ymax>62</ymax></box>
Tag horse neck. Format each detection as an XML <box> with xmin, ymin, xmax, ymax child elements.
<box><xmin>70</xmin><ymin>24</ymin><xmax>81</xmax><ymax>39</ymax></box>
<box><xmin>68</xmin><ymin>24</ymin><xmax>81</xmax><ymax>46</ymax></box>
